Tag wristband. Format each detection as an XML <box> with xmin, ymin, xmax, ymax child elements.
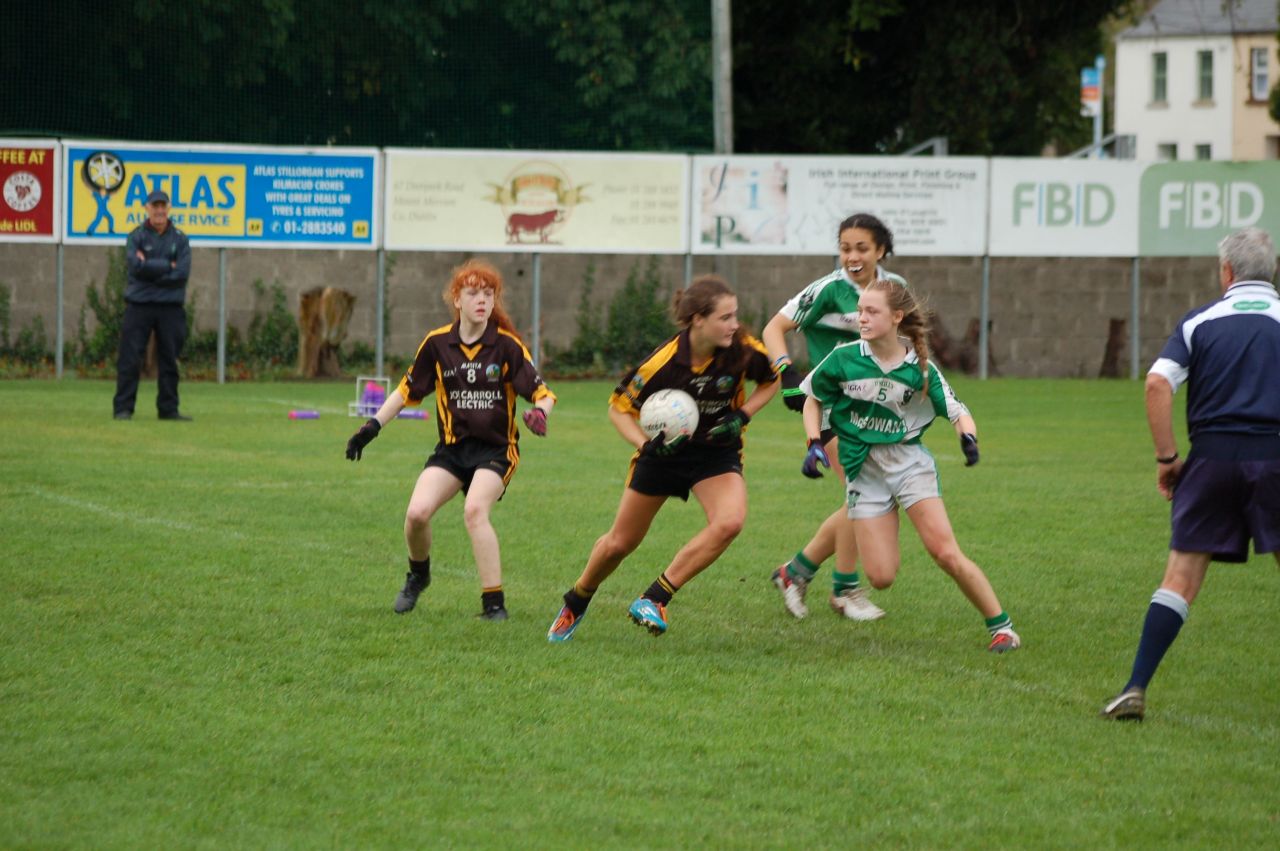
<box><xmin>773</xmin><ymin>356</ymin><xmax>792</xmax><ymax>369</ymax></box>
<box><xmin>1156</xmin><ymin>452</ymin><xmax>1178</xmax><ymax>464</ymax></box>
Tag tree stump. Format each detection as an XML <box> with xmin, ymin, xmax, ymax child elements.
<box><xmin>297</xmin><ymin>287</ymin><xmax>356</xmax><ymax>378</ymax></box>
<box><xmin>928</xmin><ymin>313</ymin><xmax>996</xmax><ymax>376</ymax></box>
<box><xmin>1098</xmin><ymin>317</ymin><xmax>1126</xmax><ymax>378</ymax></box>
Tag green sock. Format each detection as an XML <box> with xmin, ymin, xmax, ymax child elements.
<box><xmin>832</xmin><ymin>571</ymin><xmax>860</xmax><ymax>594</ymax></box>
<box><xmin>985</xmin><ymin>611</ymin><xmax>1012</xmax><ymax>634</ymax></box>
<box><xmin>785</xmin><ymin>552</ymin><xmax>820</xmax><ymax>582</ymax></box>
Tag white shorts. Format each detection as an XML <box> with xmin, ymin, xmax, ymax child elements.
<box><xmin>845</xmin><ymin>442</ymin><xmax>941</xmax><ymax>519</ymax></box>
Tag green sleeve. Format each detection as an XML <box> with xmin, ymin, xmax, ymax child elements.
<box><xmin>927</xmin><ymin>364</ymin><xmax>948</xmax><ymax>417</ymax></box>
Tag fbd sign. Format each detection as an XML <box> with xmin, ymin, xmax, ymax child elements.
<box><xmin>1140</xmin><ymin>162</ymin><xmax>1280</xmax><ymax>256</ymax></box>
<box><xmin>988</xmin><ymin>159</ymin><xmax>1142</xmax><ymax>257</ymax></box>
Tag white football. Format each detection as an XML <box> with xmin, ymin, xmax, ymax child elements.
<box><xmin>639</xmin><ymin>389</ymin><xmax>700</xmax><ymax>441</ymax></box>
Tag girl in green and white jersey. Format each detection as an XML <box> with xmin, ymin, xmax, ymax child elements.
<box><xmin>799</xmin><ymin>278</ymin><xmax>1020</xmax><ymax>653</ymax></box>
<box><xmin>764</xmin><ymin>213</ymin><xmax>904</xmax><ymax>622</ymax></box>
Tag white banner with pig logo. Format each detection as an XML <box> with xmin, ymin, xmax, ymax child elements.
<box><xmin>384</xmin><ymin>149</ymin><xmax>688</xmax><ymax>253</ymax></box>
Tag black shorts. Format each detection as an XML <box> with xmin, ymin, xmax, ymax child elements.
<box><xmin>627</xmin><ymin>443</ymin><xmax>743</xmax><ymax>501</ymax></box>
<box><xmin>425</xmin><ymin>438</ymin><xmax>516</xmax><ymax>494</ymax></box>
<box><xmin>1170</xmin><ymin>434</ymin><xmax>1280</xmax><ymax>562</ymax></box>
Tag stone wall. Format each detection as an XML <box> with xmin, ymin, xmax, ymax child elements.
<box><xmin>0</xmin><ymin>242</ymin><xmax>1221</xmax><ymax>377</ymax></box>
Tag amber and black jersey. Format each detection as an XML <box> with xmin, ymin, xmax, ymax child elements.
<box><xmin>397</xmin><ymin>319</ymin><xmax>555</xmax><ymax>448</ymax></box>
<box><xmin>611</xmin><ymin>329</ymin><xmax>777</xmax><ymax>448</ymax></box>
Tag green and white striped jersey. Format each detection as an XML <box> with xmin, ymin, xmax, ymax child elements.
<box><xmin>778</xmin><ymin>267</ymin><xmax>907</xmax><ymax>365</ymax></box>
<box><xmin>801</xmin><ymin>338</ymin><xmax>968</xmax><ymax>480</ymax></box>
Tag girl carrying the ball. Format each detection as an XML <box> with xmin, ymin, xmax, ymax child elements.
<box><xmin>547</xmin><ymin>275</ymin><xmax>779</xmax><ymax>641</ymax></box>
<box><xmin>799</xmin><ymin>278</ymin><xmax>1019</xmax><ymax>652</ymax></box>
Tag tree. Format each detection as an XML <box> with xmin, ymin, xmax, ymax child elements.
<box><xmin>3</xmin><ymin>0</ymin><xmax>711</xmax><ymax>151</ymax></box>
<box><xmin>732</xmin><ymin>0</ymin><xmax>1135</xmax><ymax>155</ymax></box>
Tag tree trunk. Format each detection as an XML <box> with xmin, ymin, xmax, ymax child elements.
<box><xmin>297</xmin><ymin>287</ymin><xmax>356</xmax><ymax>378</ymax></box>
<box><xmin>1098</xmin><ymin>318</ymin><xmax>1126</xmax><ymax>378</ymax></box>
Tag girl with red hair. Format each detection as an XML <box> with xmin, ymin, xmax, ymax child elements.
<box><xmin>345</xmin><ymin>259</ymin><xmax>556</xmax><ymax>621</ymax></box>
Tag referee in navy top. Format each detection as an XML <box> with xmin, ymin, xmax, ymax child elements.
<box><xmin>1102</xmin><ymin>227</ymin><xmax>1280</xmax><ymax>721</ymax></box>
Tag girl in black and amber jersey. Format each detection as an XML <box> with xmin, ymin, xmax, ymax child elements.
<box><xmin>345</xmin><ymin>259</ymin><xmax>556</xmax><ymax>621</ymax></box>
<box><xmin>546</xmin><ymin>275</ymin><xmax>778</xmax><ymax>641</ymax></box>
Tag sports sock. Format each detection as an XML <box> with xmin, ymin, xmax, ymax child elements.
<box><xmin>785</xmin><ymin>552</ymin><xmax>820</xmax><ymax>582</ymax></box>
<box><xmin>642</xmin><ymin>572</ymin><xmax>678</xmax><ymax>606</ymax></box>
<box><xmin>1124</xmin><ymin>588</ymin><xmax>1189</xmax><ymax>691</ymax></box>
<box><xmin>832</xmin><ymin>570</ymin><xmax>860</xmax><ymax>594</ymax></box>
<box><xmin>564</xmin><ymin>584</ymin><xmax>594</xmax><ymax>616</ymax></box>
<box><xmin>984</xmin><ymin>611</ymin><xmax>1012</xmax><ymax>635</ymax></box>
<box><xmin>481</xmin><ymin>586</ymin><xmax>504</xmax><ymax>611</ymax></box>
<box><xmin>408</xmin><ymin>557</ymin><xmax>431</xmax><ymax>584</ymax></box>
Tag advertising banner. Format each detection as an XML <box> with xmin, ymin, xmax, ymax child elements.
<box><xmin>384</xmin><ymin>149</ymin><xmax>688</xmax><ymax>253</ymax></box>
<box><xmin>690</xmin><ymin>155</ymin><xmax>988</xmax><ymax>256</ymax></box>
<box><xmin>1139</xmin><ymin>161</ymin><xmax>1280</xmax><ymax>256</ymax></box>
<box><xmin>0</xmin><ymin>139</ymin><xmax>59</xmax><ymax>243</ymax></box>
<box><xmin>988</xmin><ymin>159</ymin><xmax>1144</xmax><ymax>257</ymax></box>
<box><xmin>63</xmin><ymin>142</ymin><xmax>378</xmax><ymax>248</ymax></box>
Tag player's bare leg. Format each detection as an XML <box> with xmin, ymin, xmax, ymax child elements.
<box><xmin>664</xmin><ymin>473</ymin><xmax>747</xmax><ymax>586</ymax></box>
<box><xmin>906</xmin><ymin>497</ymin><xmax>1018</xmax><ymax>651</ymax></box>
<box><xmin>404</xmin><ymin>466</ymin><xmax>464</xmax><ymax>559</ymax></box>
<box><xmin>576</xmin><ymin>488</ymin><xmax>667</xmax><ymax>591</ymax></box>
<box><xmin>852</xmin><ymin>511</ymin><xmax>901</xmax><ymax>590</ymax></box>
<box><xmin>905</xmin><ymin>497</ymin><xmax>1001</xmax><ymax>616</ymax></box>
<box><xmin>629</xmin><ymin>473</ymin><xmax>745</xmax><ymax>635</ymax></box>
<box><xmin>462</xmin><ymin>470</ymin><xmax>506</xmax><ymax>588</ymax></box>
<box><xmin>396</xmin><ymin>466</ymin><xmax>463</xmax><ymax>613</ymax></box>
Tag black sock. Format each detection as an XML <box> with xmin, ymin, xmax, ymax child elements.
<box><xmin>408</xmin><ymin>557</ymin><xmax>431</xmax><ymax>584</ymax></box>
<box><xmin>563</xmin><ymin>587</ymin><xmax>593</xmax><ymax>617</ymax></box>
<box><xmin>642</xmin><ymin>572</ymin><xmax>678</xmax><ymax>606</ymax></box>
<box><xmin>482</xmin><ymin>587</ymin><xmax>505</xmax><ymax>611</ymax></box>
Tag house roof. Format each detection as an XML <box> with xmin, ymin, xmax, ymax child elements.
<box><xmin>1118</xmin><ymin>0</ymin><xmax>1278</xmax><ymax>39</ymax></box>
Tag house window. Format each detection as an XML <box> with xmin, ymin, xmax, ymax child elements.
<box><xmin>1152</xmin><ymin>52</ymin><xmax>1167</xmax><ymax>102</ymax></box>
<box><xmin>1251</xmin><ymin>48</ymin><xmax>1269</xmax><ymax>101</ymax></box>
<box><xmin>1157</xmin><ymin>143</ymin><xmax>1178</xmax><ymax>161</ymax></box>
<box><xmin>1197</xmin><ymin>50</ymin><xmax>1213</xmax><ymax>101</ymax></box>
<box><xmin>1195</xmin><ymin>144</ymin><xmax>1211</xmax><ymax>160</ymax></box>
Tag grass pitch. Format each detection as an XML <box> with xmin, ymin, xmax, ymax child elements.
<box><xmin>1</xmin><ymin>377</ymin><xmax>1277</xmax><ymax>848</ymax></box>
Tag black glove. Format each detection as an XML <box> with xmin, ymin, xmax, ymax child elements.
<box><xmin>707</xmin><ymin>409</ymin><xmax>750</xmax><ymax>443</ymax></box>
<box><xmin>346</xmin><ymin>417</ymin><xmax>381</xmax><ymax>461</ymax></box>
<box><xmin>779</xmin><ymin>362</ymin><xmax>806</xmax><ymax>413</ymax></box>
<box><xmin>960</xmin><ymin>433</ymin><xmax>979</xmax><ymax>467</ymax></box>
<box><xmin>801</xmin><ymin>438</ymin><xmax>831</xmax><ymax>479</ymax></box>
<box><xmin>641</xmin><ymin>431</ymin><xmax>688</xmax><ymax>458</ymax></box>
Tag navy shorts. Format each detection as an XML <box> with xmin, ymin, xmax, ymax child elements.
<box><xmin>628</xmin><ymin>443</ymin><xmax>743</xmax><ymax>501</ymax></box>
<box><xmin>426</xmin><ymin>438</ymin><xmax>515</xmax><ymax>494</ymax></box>
<box><xmin>1170</xmin><ymin>455</ymin><xmax>1280</xmax><ymax>563</ymax></box>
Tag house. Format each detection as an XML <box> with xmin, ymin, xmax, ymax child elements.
<box><xmin>1114</xmin><ymin>0</ymin><xmax>1280</xmax><ymax>160</ymax></box>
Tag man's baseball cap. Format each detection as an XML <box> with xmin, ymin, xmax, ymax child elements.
<box><xmin>145</xmin><ymin>189</ymin><xmax>170</xmax><ymax>205</ymax></box>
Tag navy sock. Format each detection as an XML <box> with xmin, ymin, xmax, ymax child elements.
<box><xmin>408</xmin><ymin>557</ymin><xmax>431</xmax><ymax>584</ymax></box>
<box><xmin>1125</xmin><ymin>589</ymin><xmax>1189</xmax><ymax>691</ymax></box>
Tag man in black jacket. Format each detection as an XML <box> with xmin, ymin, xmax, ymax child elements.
<box><xmin>113</xmin><ymin>189</ymin><xmax>193</xmax><ymax>421</ymax></box>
